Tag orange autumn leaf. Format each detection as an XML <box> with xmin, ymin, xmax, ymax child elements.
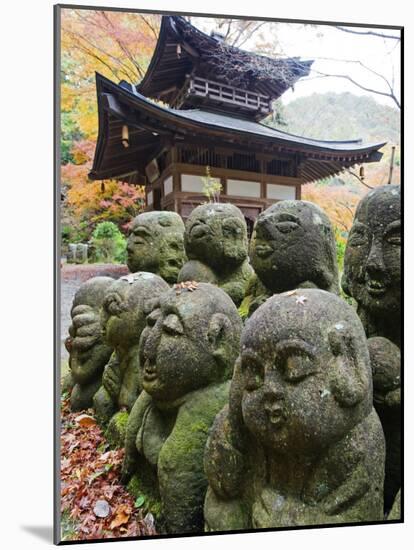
<box><xmin>75</xmin><ymin>414</ymin><xmax>97</xmax><ymax>428</ymax></box>
<box><xmin>109</xmin><ymin>504</ymin><xmax>131</xmax><ymax>529</ymax></box>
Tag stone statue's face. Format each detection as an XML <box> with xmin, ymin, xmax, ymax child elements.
<box><xmin>102</xmin><ymin>282</ymin><xmax>143</xmax><ymax>349</ymax></box>
<box><xmin>139</xmin><ymin>283</ymin><xmax>241</xmax><ymax>403</ymax></box>
<box><xmin>239</xmin><ymin>290</ymin><xmax>371</xmax><ymax>455</ymax></box>
<box><xmin>139</xmin><ymin>290</ymin><xmax>218</xmax><ymax>402</ymax></box>
<box><xmin>101</xmin><ymin>273</ymin><xmax>169</xmax><ymax>349</ymax></box>
<box><xmin>185</xmin><ymin>204</ymin><xmax>248</xmax><ymax>269</ymax></box>
<box><xmin>159</xmin><ymin>231</ymin><xmax>185</xmax><ymax>284</ymax></box>
<box><xmin>343</xmin><ymin>186</ymin><xmax>401</xmax><ymax>316</ymax></box>
<box><xmin>250</xmin><ymin>202</ymin><xmax>337</xmax><ymax>293</ymax></box>
<box><xmin>126</xmin><ymin>212</ymin><xmax>185</xmax><ymax>283</ymax></box>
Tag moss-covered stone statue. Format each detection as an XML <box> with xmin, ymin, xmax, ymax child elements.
<box><xmin>204</xmin><ymin>289</ymin><xmax>385</xmax><ymax>531</ymax></box>
<box><xmin>387</xmin><ymin>488</ymin><xmax>401</xmax><ymax>521</ymax></box>
<box><xmin>242</xmin><ymin>200</ymin><xmax>339</xmax><ymax>317</ymax></box>
<box><xmin>177</xmin><ymin>203</ymin><xmax>253</xmax><ymax>306</ymax></box>
<box><xmin>93</xmin><ymin>273</ymin><xmax>170</xmax><ymax>438</ymax></box>
<box><xmin>342</xmin><ymin>185</ymin><xmax>401</xmax><ymax>346</ymax></box>
<box><xmin>368</xmin><ymin>336</ymin><xmax>401</xmax><ymax>513</ymax></box>
<box><xmin>65</xmin><ymin>277</ymin><xmax>114</xmax><ymax>411</ymax></box>
<box><xmin>342</xmin><ymin>185</ymin><xmax>401</xmax><ymax>513</ymax></box>
<box><xmin>122</xmin><ymin>282</ymin><xmax>243</xmax><ymax>534</ymax></box>
<box><xmin>126</xmin><ymin>211</ymin><xmax>186</xmax><ymax>284</ymax></box>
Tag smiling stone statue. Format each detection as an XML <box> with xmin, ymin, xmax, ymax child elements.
<box><xmin>65</xmin><ymin>277</ymin><xmax>114</xmax><ymax>411</ymax></box>
<box><xmin>92</xmin><ymin>273</ymin><xmax>169</xmax><ymax>433</ymax></box>
<box><xmin>342</xmin><ymin>185</ymin><xmax>401</xmax><ymax>346</ymax></box>
<box><xmin>121</xmin><ymin>282</ymin><xmax>243</xmax><ymax>534</ymax></box>
<box><xmin>204</xmin><ymin>289</ymin><xmax>385</xmax><ymax>530</ymax></box>
<box><xmin>243</xmin><ymin>201</ymin><xmax>339</xmax><ymax>316</ymax></box>
<box><xmin>127</xmin><ymin>211</ymin><xmax>186</xmax><ymax>284</ymax></box>
<box><xmin>342</xmin><ymin>185</ymin><xmax>401</xmax><ymax>514</ymax></box>
<box><xmin>177</xmin><ymin>203</ymin><xmax>253</xmax><ymax>306</ymax></box>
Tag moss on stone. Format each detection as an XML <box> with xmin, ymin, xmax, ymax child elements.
<box><xmin>105</xmin><ymin>411</ymin><xmax>129</xmax><ymax>448</ymax></box>
<box><xmin>127</xmin><ymin>473</ymin><xmax>162</xmax><ymax>519</ymax></box>
<box><xmin>61</xmin><ymin>365</ymin><xmax>74</xmax><ymax>394</ymax></box>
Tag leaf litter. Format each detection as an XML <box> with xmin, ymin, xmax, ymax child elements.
<box><xmin>60</xmin><ymin>395</ymin><xmax>157</xmax><ymax>540</ymax></box>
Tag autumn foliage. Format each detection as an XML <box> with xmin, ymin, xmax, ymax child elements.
<box><xmin>60</xmin><ymin>9</ymin><xmax>160</xmax><ymax>237</ymax></box>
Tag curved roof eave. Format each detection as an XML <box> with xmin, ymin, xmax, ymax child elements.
<box><xmin>98</xmin><ymin>73</ymin><xmax>386</xmax><ymax>158</ymax></box>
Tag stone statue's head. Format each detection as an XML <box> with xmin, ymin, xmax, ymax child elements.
<box><xmin>237</xmin><ymin>289</ymin><xmax>372</xmax><ymax>455</ymax></box>
<box><xmin>368</xmin><ymin>336</ymin><xmax>401</xmax><ymax>411</ymax></box>
<box><xmin>250</xmin><ymin>201</ymin><xmax>338</xmax><ymax>293</ymax></box>
<box><xmin>139</xmin><ymin>282</ymin><xmax>243</xmax><ymax>404</ymax></box>
<box><xmin>184</xmin><ymin>203</ymin><xmax>248</xmax><ymax>270</ymax></box>
<box><xmin>101</xmin><ymin>272</ymin><xmax>169</xmax><ymax>350</ymax></box>
<box><xmin>67</xmin><ymin>276</ymin><xmax>114</xmax><ymax>351</ymax></box>
<box><xmin>126</xmin><ymin>211</ymin><xmax>186</xmax><ymax>284</ymax></box>
<box><xmin>342</xmin><ymin>185</ymin><xmax>401</xmax><ymax>316</ymax></box>
<box><xmin>71</xmin><ymin>276</ymin><xmax>114</xmax><ymax>313</ymax></box>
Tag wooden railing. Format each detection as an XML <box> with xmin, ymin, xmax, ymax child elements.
<box><xmin>172</xmin><ymin>76</ymin><xmax>272</xmax><ymax>114</ymax></box>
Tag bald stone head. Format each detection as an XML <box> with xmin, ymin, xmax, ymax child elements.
<box><xmin>101</xmin><ymin>272</ymin><xmax>170</xmax><ymax>350</ymax></box>
<box><xmin>238</xmin><ymin>289</ymin><xmax>372</xmax><ymax>455</ymax></box>
<box><xmin>342</xmin><ymin>185</ymin><xmax>401</xmax><ymax>317</ymax></box>
<box><xmin>71</xmin><ymin>276</ymin><xmax>114</xmax><ymax>313</ymax></box>
<box><xmin>250</xmin><ymin>200</ymin><xmax>339</xmax><ymax>294</ymax></box>
<box><xmin>139</xmin><ymin>282</ymin><xmax>243</xmax><ymax>404</ymax></box>
<box><xmin>126</xmin><ymin>211</ymin><xmax>186</xmax><ymax>284</ymax></box>
<box><xmin>184</xmin><ymin>203</ymin><xmax>249</xmax><ymax>270</ymax></box>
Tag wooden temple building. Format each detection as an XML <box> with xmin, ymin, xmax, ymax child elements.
<box><xmin>90</xmin><ymin>15</ymin><xmax>385</xmax><ymax>229</ymax></box>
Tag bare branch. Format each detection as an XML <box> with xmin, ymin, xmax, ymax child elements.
<box><xmin>344</xmin><ymin>169</ymin><xmax>374</xmax><ymax>189</ymax></box>
<box><xmin>306</xmin><ymin>71</ymin><xmax>400</xmax><ymax>109</ymax></box>
<box><xmin>335</xmin><ymin>26</ymin><xmax>400</xmax><ymax>40</ymax></box>
<box><xmin>236</xmin><ymin>22</ymin><xmax>268</xmax><ymax>49</ymax></box>
<box><xmin>100</xmin><ymin>11</ymin><xmax>145</xmax><ymax>79</ymax></box>
<box><xmin>139</xmin><ymin>15</ymin><xmax>159</xmax><ymax>40</ymax></box>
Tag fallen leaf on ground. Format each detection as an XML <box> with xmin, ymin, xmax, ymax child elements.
<box><xmin>75</xmin><ymin>414</ymin><xmax>96</xmax><ymax>427</ymax></box>
<box><xmin>110</xmin><ymin>505</ymin><xmax>131</xmax><ymax>529</ymax></box>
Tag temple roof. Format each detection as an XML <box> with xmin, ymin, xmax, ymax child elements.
<box><xmin>89</xmin><ymin>73</ymin><xmax>386</xmax><ymax>184</ymax></box>
<box><xmin>137</xmin><ymin>16</ymin><xmax>313</xmax><ymax>106</ymax></box>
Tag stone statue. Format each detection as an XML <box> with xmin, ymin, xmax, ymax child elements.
<box><xmin>387</xmin><ymin>489</ymin><xmax>401</xmax><ymax>521</ymax></box>
<box><xmin>342</xmin><ymin>185</ymin><xmax>401</xmax><ymax>512</ymax></box>
<box><xmin>93</xmin><ymin>273</ymin><xmax>170</xmax><ymax>430</ymax></box>
<box><xmin>65</xmin><ymin>277</ymin><xmax>114</xmax><ymax>411</ymax></box>
<box><xmin>204</xmin><ymin>289</ymin><xmax>385</xmax><ymax>531</ymax></box>
<box><xmin>243</xmin><ymin>200</ymin><xmax>339</xmax><ymax>316</ymax></box>
<box><xmin>177</xmin><ymin>203</ymin><xmax>253</xmax><ymax>306</ymax></box>
<box><xmin>368</xmin><ymin>336</ymin><xmax>401</xmax><ymax>513</ymax></box>
<box><xmin>342</xmin><ymin>185</ymin><xmax>401</xmax><ymax>347</ymax></box>
<box><xmin>122</xmin><ymin>282</ymin><xmax>243</xmax><ymax>534</ymax></box>
<box><xmin>126</xmin><ymin>211</ymin><xmax>186</xmax><ymax>284</ymax></box>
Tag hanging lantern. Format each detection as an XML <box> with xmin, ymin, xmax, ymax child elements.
<box><xmin>122</xmin><ymin>125</ymin><xmax>130</xmax><ymax>148</ymax></box>
<box><xmin>176</xmin><ymin>43</ymin><xmax>182</xmax><ymax>58</ymax></box>
<box><xmin>359</xmin><ymin>166</ymin><xmax>365</xmax><ymax>181</ymax></box>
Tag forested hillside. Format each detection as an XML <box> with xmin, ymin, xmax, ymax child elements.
<box><xmin>275</xmin><ymin>92</ymin><xmax>400</xmax><ymax>145</ymax></box>
<box><xmin>264</xmin><ymin>93</ymin><xmax>400</xmax><ymax>254</ymax></box>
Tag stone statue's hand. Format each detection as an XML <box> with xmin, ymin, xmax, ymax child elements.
<box><xmin>102</xmin><ymin>363</ymin><xmax>121</xmax><ymax>398</ymax></box>
<box><xmin>70</xmin><ymin>305</ymin><xmax>103</xmax><ymax>351</ymax></box>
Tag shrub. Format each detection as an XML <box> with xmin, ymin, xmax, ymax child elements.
<box><xmin>90</xmin><ymin>222</ymin><xmax>127</xmax><ymax>264</ymax></box>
